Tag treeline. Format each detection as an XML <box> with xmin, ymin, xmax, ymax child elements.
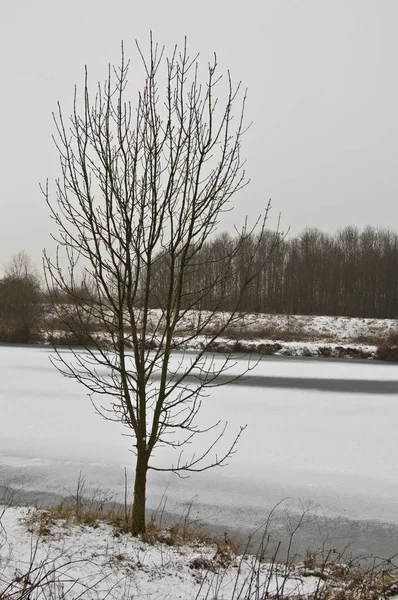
<box><xmin>149</xmin><ymin>226</ymin><xmax>398</xmax><ymax>319</ymax></box>
<box><xmin>1</xmin><ymin>226</ymin><xmax>398</xmax><ymax>345</ymax></box>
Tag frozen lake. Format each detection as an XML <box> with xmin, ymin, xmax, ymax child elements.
<box><xmin>1</xmin><ymin>344</ymin><xmax>398</xmax><ymax>556</ymax></box>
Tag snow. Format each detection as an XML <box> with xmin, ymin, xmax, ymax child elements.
<box><xmin>0</xmin><ymin>505</ymin><xmax>321</xmax><ymax>599</ymax></box>
<box><xmin>235</xmin><ymin>313</ymin><xmax>397</xmax><ymax>341</ymax></box>
<box><xmin>126</xmin><ymin>309</ymin><xmax>397</xmax><ymax>342</ymax></box>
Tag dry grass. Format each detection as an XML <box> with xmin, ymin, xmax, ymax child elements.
<box><xmin>298</xmin><ymin>549</ymin><xmax>398</xmax><ymax>600</ymax></box>
<box><xmin>203</xmin><ymin>322</ymin><xmax>337</xmax><ymax>343</ymax></box>
<box><xmin>22</xmin><ymin>475</ymin><xmax>234</xmax><ymax>558</ymax></box>
<box><xmin>350</xmin><ymin>333</ymin><xmax>382</xmax><ymax>346</ymax></box>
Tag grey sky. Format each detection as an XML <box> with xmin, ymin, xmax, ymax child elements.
<box><xmin>1</xmin><ymin>0</ymin><xmax>398</xmax><ymax>271</ymax></box>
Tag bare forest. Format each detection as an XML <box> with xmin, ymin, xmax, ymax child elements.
<box><xmin>1</xmin><ymin>224</ymin><xmax>398</xmax><ymax>346</ymax></box>
<box><xmin>144</xmin><ymin>225</ymin><xmax>398</xmax><ymax>319</ymax></box>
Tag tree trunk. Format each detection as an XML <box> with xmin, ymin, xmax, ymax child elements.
<box><xmin>131</xmin><ymin>451</ymin><xmax>148</xmax><ymax>535</ymax></box>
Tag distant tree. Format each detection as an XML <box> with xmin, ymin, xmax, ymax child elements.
<box><xmin>43</xmin><ymin>37</ymin><xmax>272</xmax><ymax>534</ymax></box>
<box><xmin>0</xmin><ymin>251</ymin><xmax>43</xmax><ymax>342</ymax></box>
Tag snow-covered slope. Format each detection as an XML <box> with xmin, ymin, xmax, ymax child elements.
<box><xmin>0</xmin><ymin>505</ymin><xmax>321</xmax><ymax>600</ymax></box>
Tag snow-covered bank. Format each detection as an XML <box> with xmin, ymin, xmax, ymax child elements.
<box><xmin>2</xmin><ymin>504</ymin><xmax>398</xmax><ymax>600</ymax></box>
<box><xmin>174</xmin><ymin>336</ymin><xmax>378</xmax><ymax>359</ymax></box>
<box><xmin>151</xmin><ymin>310</ymin><xmax>396</xmax><ymax>360</ymax></box>
<box><xmin>44</xmin><ymin>310</ymin><xmax>398</xmax><ymax>360</ymax></box>
<box><xmin>0</xmin><ymin>504</ymin><xmax>322</xmax><ymax>600</ymax></box>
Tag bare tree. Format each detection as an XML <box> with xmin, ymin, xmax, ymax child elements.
<box><xmin>42</xmin><ymin>36</ymin><xmax>272</xmax><ymax>534</ymax></box>
<box><xmin>0</xmin><ymin>251</ymin><xmax>43</xmax><ymax>343</ymax></box>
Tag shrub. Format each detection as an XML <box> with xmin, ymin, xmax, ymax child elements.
<box><xmin>258</xmin><ymin>342</ymin><xmax>282</xmax><ymax>355</ymax></box>
<box><xmin>47</xmin><ymin>331</ymin><xmax>105</xmax><ymax>348</ymax></box>
<box><xmin>376</xmin><ymin>330</ymin><xmax>398</xmax><ymax>361</ymax></box>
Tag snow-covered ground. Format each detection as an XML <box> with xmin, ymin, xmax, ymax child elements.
<box><xmin>114</xmin><ymin>309</ymin><xmax>398</xmax><ymax>342</ymax></box>
<box><xmin>225</xmin><ymin>312</ymin><xmax>396</xmax><ymax>341</ymax></box>
<box><xmin>3</xmin><ymin>503</ymin><xmax>398</xmax><ymax>600</ymax></box>
<box><xmin>0</xmin><ymin>504</ymin><xmax>335</xmax><ymax>600</ymax></box>
<box><xmin>46</xmin><ymin>306</ymin><xmax>398</xmax><ymax>341</ymax></box>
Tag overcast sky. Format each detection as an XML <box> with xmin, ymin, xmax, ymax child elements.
<box><xmin>1</xmin><ymin>0</ymin><xmax>398</xmax><ymax>271</ymax></box>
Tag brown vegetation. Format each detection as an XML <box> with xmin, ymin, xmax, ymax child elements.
<box><xmin>376</xmin><ymin>330</ymin><xmax>398</xmax><ymax>361</ymax></box>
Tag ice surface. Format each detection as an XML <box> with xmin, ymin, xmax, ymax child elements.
<box><xmin>1</xmin><ymin>345</ymin><xmax>398</xmax><ymax>539</ymax></box>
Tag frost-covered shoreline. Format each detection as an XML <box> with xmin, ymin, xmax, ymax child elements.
<box><xmin>173</xmin><ymin>336</ymin><xmax>378</xmax><ymax>359</ymax></box>
<box><xmin>42</xmin><ymin>310</ymin><xmax>398</xmax><ymax>360</ymax></box>
<box><xmin>0</xmin><ymin>504</ymin><xmax>322</xmax><ymax>600</ymax></box>
<box><xmin>2</xmin><ymin>504</ymin><xmax>398</xmax><ymax>600</ymax></box>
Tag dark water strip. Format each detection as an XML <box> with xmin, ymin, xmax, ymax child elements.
<box><xmin>164</xmin><ymin>373</ymin><xmax>398</xmax><ymax>394</ymax></box>
<box><xmin>234</xmin><ymin>375</ymin><xmax>398</xmax><ymax>394</ymax></box>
